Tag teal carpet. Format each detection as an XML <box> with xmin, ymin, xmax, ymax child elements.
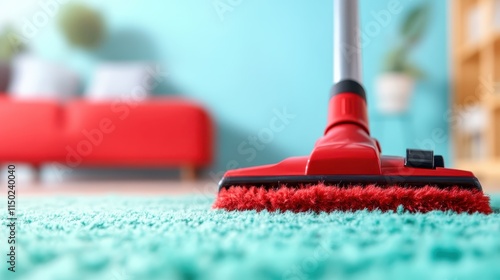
<box><xmin>1</xmin><ymin>195</ymin><xmax>500</xmax><ymax>280</ymax></box>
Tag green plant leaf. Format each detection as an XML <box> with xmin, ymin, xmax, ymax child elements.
<box><xmin>382</xmin><ymin>47</ymin><xmax>407</xmax><ymax>72</ymax></box>
<box><xmin>401</xmin><ymin>61</ymin><xmax>425</xmax><ymax>79</ymax></box>
<box><xmin>400</xmin><ymin>3</ymin><xmax>431</xmax><ymax>46</ymax></box>
<box><xmin>59</xmin><ymin>3</ymin><xmax>105</xmax><ymax>50</ymax></box>
<box><xmin>381</xmin><ymin>3</ymin><xmax>431</xmax><ymax>78</ymax></box>
<box><xmin>0</xmin><ymin>27</ymin><xmax>25</xmax><ymax>61</ymax></box>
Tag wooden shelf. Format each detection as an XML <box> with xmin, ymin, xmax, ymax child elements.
<box><xmin>483</xmin><ymin>94</ymin><xmax>500</xmax><ymax>108</ymax></box>
<box><xmin>455</xmin><ymin>159</ymin><xmax>500</xmax><ymax>178</ymax></box>
<box><xmin>493</xmin><ymin>96</ymin><xmax>500</xmax><ymax>107</ymax></box>
<box><xmin>456</xmin><ymin>32</ymin><xmax>500</xmax><ymax>62</ymax></box>
<box><xmin>456</xmin><ymin>43</ymin><xmax>481</xmax><ymax>61</ymax></box>
<box><xmin>452</xmin><ymin>0</ymin><xmax>500</xmax><ymax>182</ymax></box>
<box><xmin>493</xmin><ymin>31</ymin><xmax>500</xmax><ymax>44</ymax></box>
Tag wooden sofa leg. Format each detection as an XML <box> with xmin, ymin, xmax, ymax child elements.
<box><xmin>181</xmin><ymin>166</ymin><xmax>197</xmax><ymax>182</ymax></box>
<box><xmin>32</xmin><ymin>164</ymin><xmax>41</xmax><ymax>183</ymax></box>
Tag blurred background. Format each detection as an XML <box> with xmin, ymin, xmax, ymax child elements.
<box><xmin>0</xmin><ymin>0</ymin><xmax>498</xmax><ymax>192</ymax></box>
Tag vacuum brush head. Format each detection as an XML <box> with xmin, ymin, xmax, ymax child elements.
<box><xmin>213</xmin><ymin>184</ymin><xmax>492</xmax><ymax>214</ymax></box>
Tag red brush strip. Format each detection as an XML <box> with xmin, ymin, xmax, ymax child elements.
<box><xmin>213</xmin><ymin>184</ymin><xmax>492</xmax><ymax>214</ymax></box>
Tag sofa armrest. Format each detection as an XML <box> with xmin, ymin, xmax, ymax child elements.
<box><xmin>0</xmin><ymin>96</ymin><xmax>64</xmax><ymax>163</ymax></box>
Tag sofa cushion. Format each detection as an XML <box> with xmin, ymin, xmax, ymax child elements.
<box><xmin>8</xmin><ymin>55</ymin><xmax>79</xmax><ymax>101</ymax></box>
<box><xmin>85</xmin><ymin>62</ymin><xmax>154</xmax><ymax>101</ymax></box>
<box><xmin>63</xmin><ymin>97</ymin><xmax>213</xmax><ymax>167</ymax></box>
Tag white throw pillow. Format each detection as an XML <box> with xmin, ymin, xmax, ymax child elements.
<box><xmin>86</xmin><ymin>62</ymin><xmax>154</xmax><ymax>101</ymax></box>
<box><xmin>8</xmin><ymin>55</ymin><xmax>79</xmax><ymax>101</ymax></box>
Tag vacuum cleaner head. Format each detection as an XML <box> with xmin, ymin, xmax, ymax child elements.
<box><xmin>214</xmin><ymin>185</ymin><xmax>491</xmax><ymax>214</ymax></box>
<box><xmin>213</xmin><ymin>0</ymin><xmax>492</xmax><ymax>214</ymax></box>
<box><xmin>213</xmin><ymin>80</ymin><xmax>492</xmax><ymax>214</ymax></box>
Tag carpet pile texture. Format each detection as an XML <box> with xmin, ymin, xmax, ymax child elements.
<box><xmin>1</xmin><ymin>195</ymin><xmax>499</xmax><ymax>280</ymax></box>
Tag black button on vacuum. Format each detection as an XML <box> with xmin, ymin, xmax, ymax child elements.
<box><xmin>405</xmin><ymin>149</ymin><xmax>434</xmax><ymax>169</ymax></box>
<box><xmin>434</xmin><ymin>155</ymin><xmax>445</xmax><ymax>168</ymax></box>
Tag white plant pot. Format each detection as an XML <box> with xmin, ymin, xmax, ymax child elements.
<box><xmin>375</xmin><ymin>73</ymin><xmax>415</xmax><ymax>114</ymax></box>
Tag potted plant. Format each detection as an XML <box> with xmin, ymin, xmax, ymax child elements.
<box><xmin>0</xmin><ymin>27</ymin><xmax>25</xmax><ymax>92</ymax></box>
<box><xmin>375</xmin><ymin>3</ymin><xmax>431</xmax><ymax>114</ymax></box>
<box><xmin>58</xmin><ymin>3</ymin><xmax>106</xmax><ymax>50</ymax></box>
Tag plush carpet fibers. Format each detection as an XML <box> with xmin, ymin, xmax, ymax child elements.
<box><xmin>1</xmin><ymin>195</ymin><xmax>500</xmax><ymax>280</ymax></box>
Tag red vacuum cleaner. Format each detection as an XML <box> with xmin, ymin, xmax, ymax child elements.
<box><xmin>213</xmin><ymin>0</ymin><xmax>492</xmax><ymax>214</ymax></box>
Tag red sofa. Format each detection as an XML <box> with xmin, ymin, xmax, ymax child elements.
<box><xmin>0</xmin><ymin>96</ymin><xmax>213</xmax><ymax>179</ymax></box>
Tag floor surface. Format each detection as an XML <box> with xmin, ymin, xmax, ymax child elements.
<box><xmin>1</xmin><ymin>195</ymin><xmax>499</xmax><ymax>280</ymax></box>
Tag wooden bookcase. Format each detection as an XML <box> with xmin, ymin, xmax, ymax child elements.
<box><xmin>452</xmin><ymin>0</ymin><xmax>500</xmax><ymax>185</ymax></box>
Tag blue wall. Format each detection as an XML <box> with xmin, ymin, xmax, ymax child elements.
<box><xmin>30</xmin><ymin>0</ymin><xmax>450</xmax><ymax>175</ymax></box>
